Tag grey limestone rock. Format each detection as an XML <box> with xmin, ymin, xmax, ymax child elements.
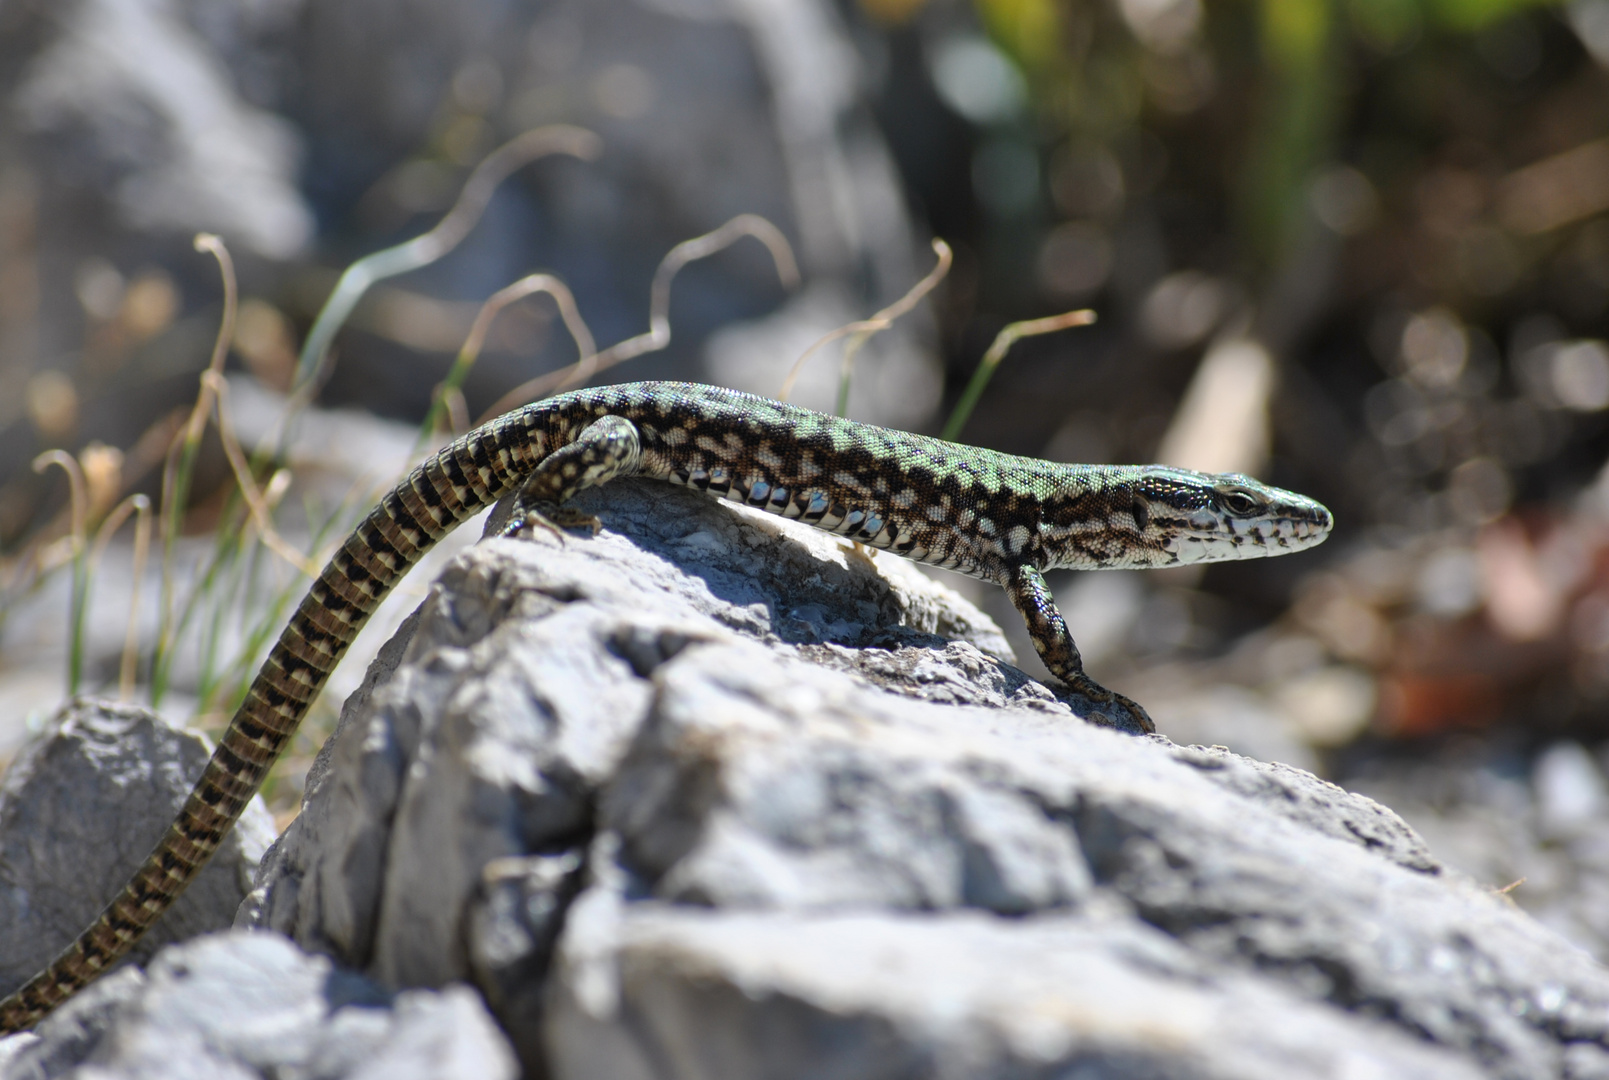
<box><xmin>242</xmin><ymin>477</ymin><xmax>1043</xmax><ymax>979</ymax></box>
<box><xmin>0</xmin><ymin>930</ymin><xmax>516</xmax><ymax>1080</ymax></box>
<box><xmin>234</xmin><ymin>476</ymin><xmax>1609</xmax><ymax>1079</ymax></box>
<box><xmin>554</xmin><ymin>639</ymin><xmax>1609</xmax><ymax>1079</ymax></box>
<box><xmin>0</xmin><ymin>701</ymin><xmax>277</xmax><ymax>996</ymax></box>
<box><xmin>547</xmin><ymin>903</ymin><xmax>1493</xmax><ymax>1080</ymax></box>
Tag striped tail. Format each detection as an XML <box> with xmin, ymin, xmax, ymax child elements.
<box><xmin>0</xmin><ymin>408</ymin><xmax>543</xmax><ymax>1033</ymax></box>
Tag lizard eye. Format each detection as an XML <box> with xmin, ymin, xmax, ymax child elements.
<box><xmin>1221</xmin><ymin>490</ymin><xmax>1259</xmax><ymax>516</ymax></box>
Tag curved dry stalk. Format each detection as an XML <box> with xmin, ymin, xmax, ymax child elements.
<box><xmin>635</xmin><ymin>214</ymin><xmax>801</xmax><ymax>359</ymax></box>
<box><xmin>203</xmin><ymin>373</ymin><xmax>320</xmax><ymax>579</ymax></box>
<box><xmin>33</xmin><ymin>450</ymin><xmax>90</xmax><ymax>694</ymax></box>
<box><xmin>294</xmin><ymin>126</ymin><xmax>604</xmax><ymax>398</ymax></box>
<box><xmin>168</xmin><ymin>235</ymin><xmax>238</xmax><ymax>479</ymax></box>
<box><xmin>152</xmin><ymin>235</ymin><xmax>240</xmax><ymax>701</ymax></box>
<box><xmin>940</xmin><ymin>308</ymin><xmax>1097</xmax><ymax>442</ymax></box>
<box><xmin>193</xmin><ymin>235</ymin><xmax>237</xmax><ymax>411</ymax></box>
<box><xmin>422</xmin><ymin>274</ymin><xmax>595</xmax><ymax>443</ymax></box>
<box><xmin>476</xmin><ymin>214</ymin><xmax>800</xmax><ymax>423</ymax></box>
<box><xmin>31</xmin><ymin>451</ymin><xmax>88</xmax><ymax>559</ymax></box>
<box><xmin>261</xmin><ymin>468</ymin><xmax>294</xmax><ymax>511</ymax></box>
<box><xmin>86</xmin><ymin>494</ymin><xmax>152</xmax><ymax>702</ymax></box>
<box><xmin>778</xmin><ymin>238</ymin><xmax>951</xmax><ymax>409</ymax></box>
<box><xmin>88</xmin><ymin>495</ymin><xmax>148</xmax><ymax>586</ymax></box>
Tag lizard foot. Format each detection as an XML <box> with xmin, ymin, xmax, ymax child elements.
<box><xmin>1059</xmin><ymin>673</ymin><xmax>1156</xmax><ymax>735</ymax></box>
<box><xmin>502</xmin><ymin>502</ymin><xmax>602</xmax><ymax>541</ymax></box>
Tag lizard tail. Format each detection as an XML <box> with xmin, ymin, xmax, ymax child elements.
<box><xmin>0</xmin><ymin>409</ymin><xmax>542</xmax><ymax>1033</ymax></box>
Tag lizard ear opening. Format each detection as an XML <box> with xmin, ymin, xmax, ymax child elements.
<box><xmin>1130</xmin><ymin>493</ymin><xmax>1150</xmax><ymax>534</ymax></box>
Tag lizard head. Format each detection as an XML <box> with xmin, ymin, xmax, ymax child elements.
<box><xmin>1130</xmin><ymin>468</ymin><xmax>1333</xmax><ymax>566</ymax></box>
<box><xmin>1042</xmin><ymin>466</ymin><xmax>1333</xmax><ymax>570</ymax></box>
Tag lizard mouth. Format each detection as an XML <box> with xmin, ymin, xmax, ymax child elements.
<box><xmin>1168</xmin><ymin>504</ymin><xmax>1333</xmax><ymax>563</ymax></box>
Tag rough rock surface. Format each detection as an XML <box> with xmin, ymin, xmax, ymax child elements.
<box><xmin>1346</xmin><ymin>739</ymin><xmax>1609</xmax><ymax>966</ymax></box>
<box><xmin>9</xmin><ymin>480</ymin><xmax>1609</xmax><ymax>1078</ymax></box>
<box><xmin>0</xmin><ymin>930</ymin><xmax>516</xmax><ymax>1080</ymax></box>
<box><xmin>0</xmin><ymin>701</ymin><xmax>276</xmax><ymax>994</ymax></box>
<box><xmin>221</xmin><ymin>478</ymin><xmax>1609</xmax><ymax>1079</ymax></box>
<box><xmin>242</xmin><ymin>478</ymin><xmax>1044</xmax><ymax>979</ymax></box>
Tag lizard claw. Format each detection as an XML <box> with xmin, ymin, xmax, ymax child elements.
<box><xmin>502</xmin><ymin>503</ymin><xmax>600</xmax><ymax>542</ymax></box>
<box><xmin>1062</xmin><ymin>674</ymin><xmax>1156</xmax><ymax>735</ymax></box>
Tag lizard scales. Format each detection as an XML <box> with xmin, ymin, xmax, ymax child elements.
<box><xmin>0</xmin><ymin>381</ymin><xmax>1332</xmax><ymax>1031</ymax></box>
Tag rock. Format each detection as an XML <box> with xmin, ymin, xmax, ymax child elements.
<box><xmin>0</xmin><ymin>930</ymin><xmax>517</xmax><ymax>1080</ymax></box>
<box><xmin>11</xmin><ymin>0</ymin><xmax>313</xmax><ymax>261</ymax></box>
<box><xmin>551</xmin><ymin>641</ymin><xmax>1604</xmax><ymax>1079</ymax></box>
<box><xmin>1345</xmin><ymin>744</ymin><xmax>1609</xmax><ymax>970</ymax></box>
<box><xmin>0</xmin><ymin>968</ymin><xmax>145</xmax><ymax>1080</ymax></box>
<box><xmin>0</xmin><ymin>701</ymin><xmax>277</xmax><ymax>996</ymax></box>
<box><xmin>234</xmin><ymin>476</ymin><xmax>1609</xmax><ymax>1078</ymax></box>
<box><xmin>547</xmin><ymin>904</ymin><xmax>1491</xmax><ymax>1080</ymax></box>
<box><xmin>243</xmin><ymin>477</ymin><xmax>1040</xmax><ymax>979</ymax></box>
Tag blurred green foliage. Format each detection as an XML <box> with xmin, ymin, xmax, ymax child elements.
<box><xmin>970</xmin><ymin>0</ymin><xmax>1571</xmax><ymax>275</ymax></box>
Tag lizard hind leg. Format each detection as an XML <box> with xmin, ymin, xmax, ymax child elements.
<box><xmin>1003</xmin><ymin>563</ymin><xmax>1156</xmax><ymax>734</ymax></box>
<box><xmin>498</xmin><ymin>414</ymin><xmax>644</xmax><ymax>537</ymax></box>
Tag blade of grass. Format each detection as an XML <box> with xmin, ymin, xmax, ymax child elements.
<box><xmin>199</xmin><ymin>468</ymin><xmax>292</xmax><ymax>716</ymax></box>
<box><xmin>217</xmin><ymin>490</ymin><xmax>344</xmax><ymax>720</ymax></box>
<box><xmin>122</xmin><ymin>496</ymin><xmax>151</xmax><ymax>701</ymax></box>
<box><xmin>940</xmin><ymin>309</ymin><xmax>1096</xmax><ymax>443</ymax></box>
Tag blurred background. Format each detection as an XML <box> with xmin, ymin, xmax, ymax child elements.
<box><xmin>3</xmin><ymin>0</ymin><xmax>1609</xmax><ymax>959</ymax></box>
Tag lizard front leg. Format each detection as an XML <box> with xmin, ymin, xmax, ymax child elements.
<box><xmin>487</xmin><ymin>414</ymin><xmax>644</xmax><ymax>537</ymax></box>
<box><xmin>1003</xmin><ymin>563</ymin><xmax>1155</xmax><ymax>734</ymax></box>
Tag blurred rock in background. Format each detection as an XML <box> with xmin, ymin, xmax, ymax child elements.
<box><xmin>0</xmin><ymin>0</ymin><xmax>938</xmax><ymax>553</ymax></box>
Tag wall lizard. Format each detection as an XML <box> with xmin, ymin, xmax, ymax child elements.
<box><xmin>0</xmin><ymin>381</ymin><xmax>1332</xmax><ymax>1031</ymax></box>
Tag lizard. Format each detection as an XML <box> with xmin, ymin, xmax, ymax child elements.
<box><xmin>0</xmin><ymin>380</ymin><xmax>1332</xmax><ymax>1032</ymax></box>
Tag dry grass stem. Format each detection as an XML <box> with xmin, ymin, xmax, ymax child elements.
<box><xmin>426</xmin><ymin>274</ymin><xmax>595</xmax><ymax>441</ymax></box>
<box><xmin>152</xmin><ymin>236</ymin><xmax>242</xmax><ymax>690</ymax></box>
<box><xmin>204</xmin><ymin>373</ymin><xmax>320</xmax><ymax>579</ymax></box>
<box><xmin>778</xmin><ymin>238</ymin><xmax>951</xmax><ymax>404</ymax></box>
<box><xmin>444</xmin><ymin>388</ymin><xmax>469</xmax><ymax>435</ymax></box>
<box><xmin>32</xmin><ymin>450</ymin><xmax>90</xmax><ymax>693</ymax></box>
<box><xmin>478</xmin><ymin>214</ymin><xmax>799</xmax><ymax>423</ymax></box>
<box><xmin>295</xmin><ymin>126</ymin><xmax>604</xmax><ymax>399</ymax></box>
<box><xmin>30</xmin><ymin>452</ymin><xmax>88</xmax><ymax>568</ymax></box>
